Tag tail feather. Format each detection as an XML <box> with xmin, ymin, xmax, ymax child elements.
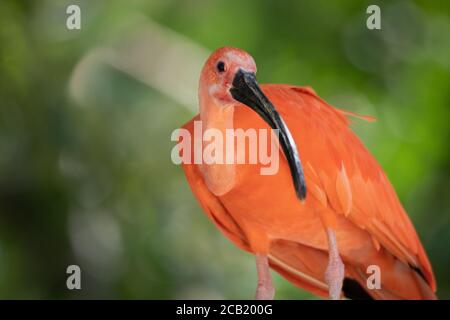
<box><xmin>268</xmin><ymin>239</ymin><xmax>437</xmax><ymax>300</ymax></box>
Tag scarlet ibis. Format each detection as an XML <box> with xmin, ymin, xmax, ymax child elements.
<box><xmin>178</xmin><ymin>47</ymin><xmax>436</xmax><ymax>299</ymax></box>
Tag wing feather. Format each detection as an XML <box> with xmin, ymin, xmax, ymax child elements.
<box><xmin>261</xmin><ymin>84</ymin><xmax>436</xmax><ymax>291</ymax></box>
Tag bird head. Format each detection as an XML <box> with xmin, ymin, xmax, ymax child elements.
<box><xmin>200</xmin><ymin>47</ymin><xmax>257</xmax><ymax>106</ymax></box>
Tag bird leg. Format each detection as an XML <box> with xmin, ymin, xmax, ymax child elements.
<box><xmin>255</xmin><ymin>253</ymin><xmax>275</xmax><ymax>300</ymax></box>
<box><xmin>324</xmin><ymin>228</ymin><xmax>345</xmax><ymax>300</ymax></box>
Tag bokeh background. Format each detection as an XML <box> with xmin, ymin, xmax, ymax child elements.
<box><xmin>0</xmin><ymin>0</ymin><xmax>449</xmax><ymax>299</ymax></box>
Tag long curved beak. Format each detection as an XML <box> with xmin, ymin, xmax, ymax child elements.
<box><xmin>230</xmin><ymin>69</ymin><xmax>306</xmax><ymax>201</ymax></box>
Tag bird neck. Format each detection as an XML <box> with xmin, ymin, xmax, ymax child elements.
<box><xmin>198</xmin><ymin>95</ymin><xmax>236</xmax><ymax>196</ymax></box>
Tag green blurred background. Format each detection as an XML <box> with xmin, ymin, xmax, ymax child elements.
<box><xmin>0</xmin><ymin>0</ymin><xmax>449</xmax><ymax>299</ymax></box>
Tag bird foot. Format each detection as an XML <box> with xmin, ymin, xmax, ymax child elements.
<box><xmin>325</xmin><ymin>255</ymin><xmax>345</xmax><ymax>300</ymax></box>
<box><xmin>255</xmin><ymin>254</ymin><xmax>275</xmax><ymax>300</ymax></box>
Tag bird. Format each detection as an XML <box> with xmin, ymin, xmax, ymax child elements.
<box><xmin>177</xmin><ymin>46</ymin><xmax>437</xmax><ymax>300</ymax></box>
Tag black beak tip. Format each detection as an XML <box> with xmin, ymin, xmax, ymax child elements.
<box><xmin>296</xmin><ymin>183</ymin><xmax>307</xmax><ymax>202</ymax></box>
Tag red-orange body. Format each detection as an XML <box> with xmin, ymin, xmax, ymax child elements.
<box><xmin>180</xmin><ymin>48</ymin><xmax>436</xmax><ymax>299</ymax></box>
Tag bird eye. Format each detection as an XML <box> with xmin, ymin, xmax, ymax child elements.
<box><xmin>216</xmin><ymin>61</ymin><xmax>226</xmax><ymax>73</ymax></box>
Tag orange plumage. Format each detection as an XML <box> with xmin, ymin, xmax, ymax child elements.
<box><xmin>179</xmin><ymin>47</ymin><xmax>436</xmax><ymax>299</ymax></box>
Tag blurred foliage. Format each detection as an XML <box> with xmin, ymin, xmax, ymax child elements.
<box><xmin>0</xmin><ymin>0</ymin><xmax>449</xmax><ymax>299</ymax></box>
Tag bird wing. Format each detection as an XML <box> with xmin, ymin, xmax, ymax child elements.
<box><xmin>261</xmin><ymin>84</ymin><xmax>436</xmax><ymax>291</ymax></box>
